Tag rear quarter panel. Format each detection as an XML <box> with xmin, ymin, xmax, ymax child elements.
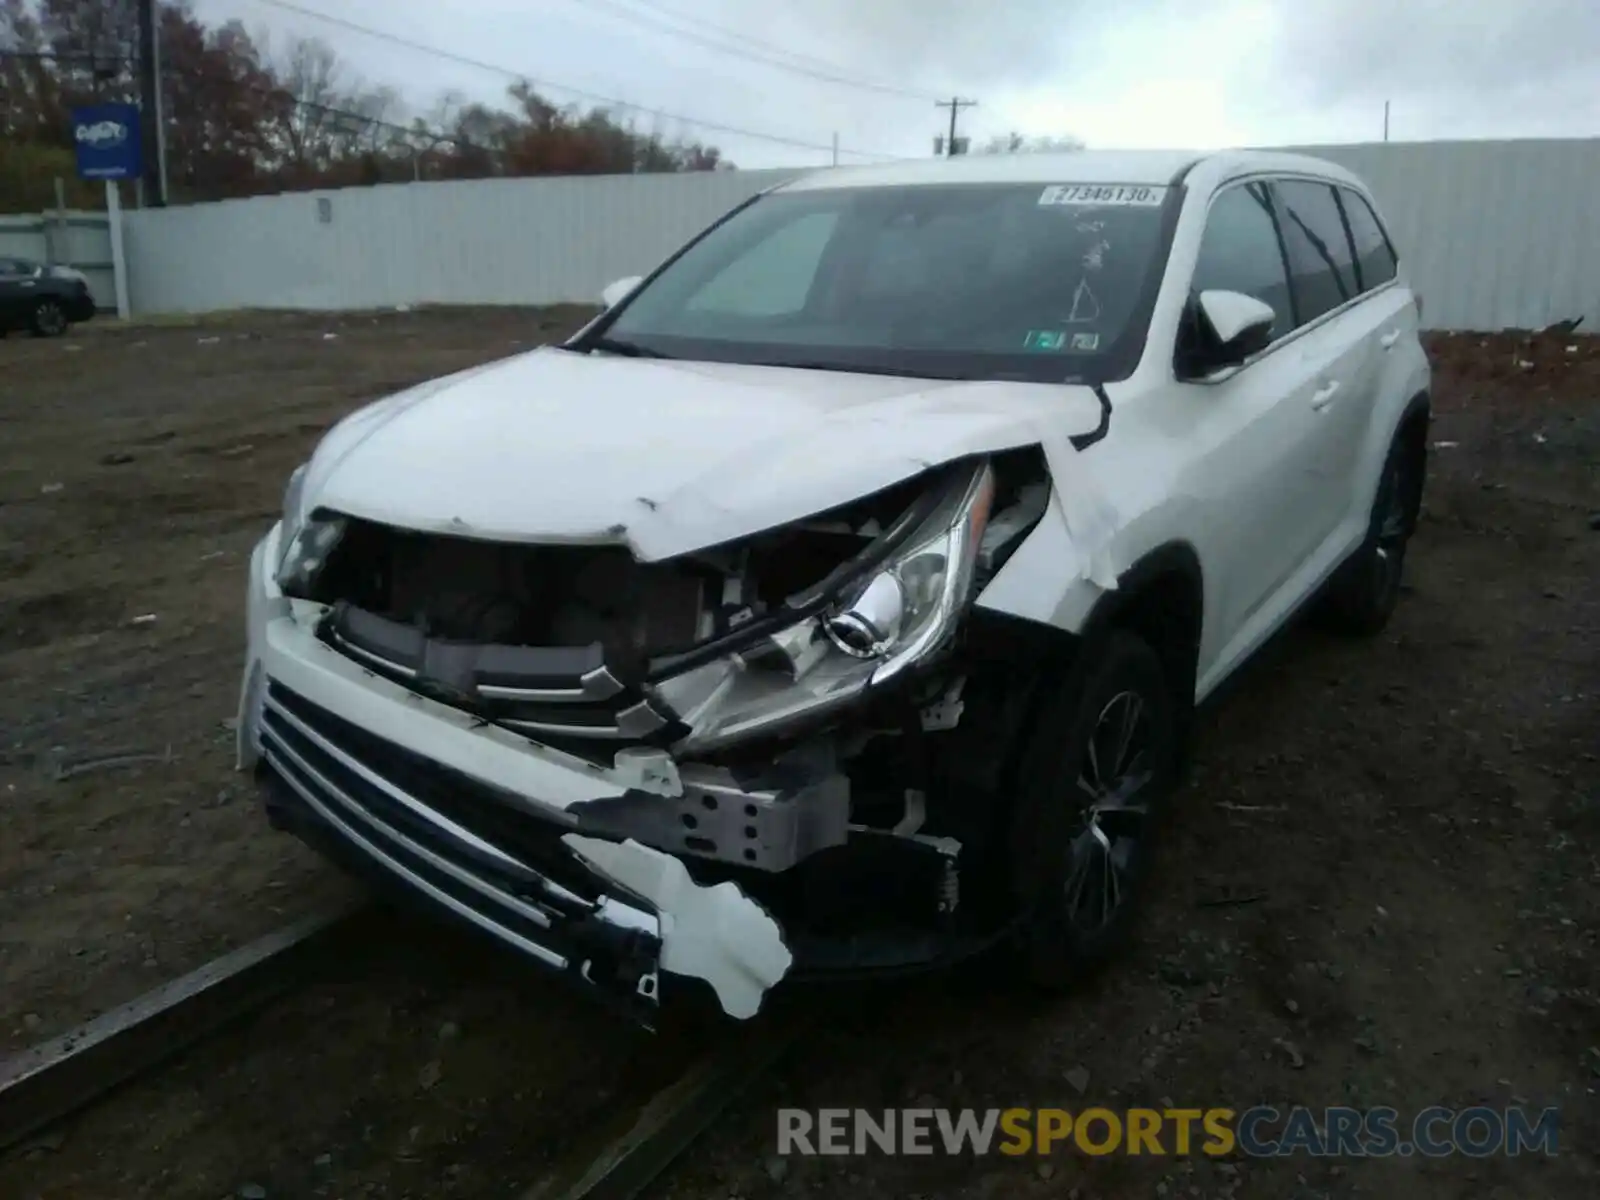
<box><xmin>1346</xmin><ymin>277</ymin><xmax>1431</xmax><ymax>526</ymax></box>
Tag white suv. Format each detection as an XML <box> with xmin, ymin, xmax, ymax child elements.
<box><xmin>238</xmin><ymin>149</ymin><xmax>1430</xmax><ymax>1024</ymax></box>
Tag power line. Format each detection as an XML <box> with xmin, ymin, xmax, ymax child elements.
<box><xmin>553</xmin><ymin>0</ymin><xmax>939</xmax><ymax>102</ymax></box>
<box><xmin>248</xmin><ymin>0</ymin><xmax>909</xmax><ymax>161</ymax></box>
<box><xmin>626</xmin><ymin>0</ymin><xmax>923</xmax><ymax>82</ymax></box>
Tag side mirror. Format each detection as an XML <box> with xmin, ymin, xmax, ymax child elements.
<box><xmin>600</xmin><ymin>275</ymin><xmax>643</xmax><ymax>309</ymax></box>
<box><xmin>1184</xmin><ymin>289</ymin><xmax>1276</xmax><ymax>375</ymax></box>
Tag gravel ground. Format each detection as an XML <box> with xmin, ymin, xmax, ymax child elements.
<box><xmin>1</xmin><ymin>313</ymin><xmax>1595</xmax><ymax>1199</ymax></box>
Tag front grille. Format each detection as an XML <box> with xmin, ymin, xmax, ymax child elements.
<box><xmin>320</xmin><ymin>603</ymin><xmax>685</xmax><ymax>754</ymax></box>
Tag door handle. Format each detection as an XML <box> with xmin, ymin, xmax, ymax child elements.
<box><xmin>1379</xmin><ymin>330</ymin><xmax>1400</xmax><ymax>349</ymax></box>
<box><xmin>1310</xmin><ymin>381</ymin><xmax>1341</xmax><ymax>410</ymax></box>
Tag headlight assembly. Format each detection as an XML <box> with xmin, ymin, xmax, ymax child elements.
<box><xmin>277</xmin><ymin>463</ymin><xmax>310</xmax><ymax>568</ymax></box>
<box><xmin>658</xmin><ymin>461</ymin><xmax>995</xmax><ymax>751</ymax></box>
<box><xmin>825</xmin><ymin>462</ymin><xmax>994</xmax><ymax>687</ymax></box>
<box><xmin>276</xmin><ymin>516</ymin><xmax>346</xmax><ymax>596</ymax></box>
<box><xmin>274</xmin><ymin>463</ymin><xmax>345</xmax><ymax>595</ymax></box>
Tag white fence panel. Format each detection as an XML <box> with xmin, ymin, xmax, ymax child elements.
<box><xmin>1301</xmin><ymin>139</ymin><xmax>1600</xmax><ymax>333</ymax></box>
<box><xmin>122</xmin><ymin>169</ymin><xmax>797</xmax><ymax>317</ymax></box>
<box><xmin>116</xmin><ymin>140</ymin><xmax>1600</xmax><ymax>331</ymax></box>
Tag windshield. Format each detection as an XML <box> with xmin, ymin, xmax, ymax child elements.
<box><xmin>595</xmin><ymin>181</ymin><xmax>1176</xmax><ymax>382</ymax></box>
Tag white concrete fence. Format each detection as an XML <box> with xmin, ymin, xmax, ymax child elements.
<box><xmin>8</xmin><ymin>138</ymin><xmax>1599</xmax><ymax>332</ymax></box>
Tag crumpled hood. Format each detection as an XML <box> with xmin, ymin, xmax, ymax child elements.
<box><xmin>302</xmin><ymin>346</ymin><xmax>1108</xmax><ymax>561</ymax></box>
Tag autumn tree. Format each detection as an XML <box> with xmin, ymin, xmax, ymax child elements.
<box><xmin>0</xmin><ymin>0</ymin><xmax>727</xmax><ymax>212</ymax></box>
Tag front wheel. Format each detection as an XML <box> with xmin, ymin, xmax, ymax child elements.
<box><xmin>1007</xmin><ymin>629</ymin><xmax>1178</xmax><ymax>990</ymax></box>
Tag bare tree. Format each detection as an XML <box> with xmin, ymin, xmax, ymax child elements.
<box><xmin>267</xmin><ymin>34</ymin><xmax>402</xmax><ymax>178</ymax></box>
<box><xmin>978</xmin><ymin>132</ymin><xmax>1086</xmax><ymax>154</ymax></box>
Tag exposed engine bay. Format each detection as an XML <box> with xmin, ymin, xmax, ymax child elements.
<box><xmin>300</xmin><ymin>471</ymin><xmax>935</xmax><ymax>670</ymax></box>
<box><xmin>274</xmin><ymin>450</ymin><xmax>1057</xmax><ymax>950</ymax></box>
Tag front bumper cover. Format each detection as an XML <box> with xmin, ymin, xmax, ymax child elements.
<box><xmin>253</xmin><ymin>679</ymin><xmax>790</xmax><ymax>1023</ymax></box>
<box><xmin>240</xmin><ymin>525</ymin><xmax>793</xmax><ymax>1023</ymax></box>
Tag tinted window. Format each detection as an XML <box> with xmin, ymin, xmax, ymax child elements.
<box><xmin>1339</xmin><ymin>188</ymin><xmax>1397</xmax><ymax>291</ymax></box>
<box><xmin>1273</xmin><ymin>180</ymin><xmax>1358</xmax><ymax>324</ymax></box>
<box><xmin>1192</xmin><ymin>182</ymin><xmax>1292</xmax><ymax>338</ymax></box>
<box><xmin>603</xmin><ymin>182</ymin><xmax>1173</xmax><ymax>383</ymax></box>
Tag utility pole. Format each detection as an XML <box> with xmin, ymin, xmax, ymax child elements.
<box><xmin>935</xmin><ymin>96</ymin><xmax>977</xmax><ymax>157</ymax></box>
<box><xmin>831</xmin><ymin>131</ymin><xmax>838</xmax><ymax>167</ymax></box>
<box><xmin>137</xmin><ymin>0</ymin><xmax>167</xmax><ymax>206</ymax></box>
<box><xmin>1382</xmin><ymin>100</ymin><xmax>1390</xmax><ymax>143</ymax></box>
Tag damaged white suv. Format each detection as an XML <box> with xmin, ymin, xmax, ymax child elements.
<box><xmin>238</xmin><ymin>149</ymin><xmax>1430</xmax><ymax>1024</ymax></box>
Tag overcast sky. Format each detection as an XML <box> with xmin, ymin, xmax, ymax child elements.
<box><xmin>192</xmin><ymin>0</ymin><xmax>1600</xmax><ymax>168</ymax></box>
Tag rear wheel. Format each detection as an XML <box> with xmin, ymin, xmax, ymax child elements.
<box><xmin>1007</xmin><ymin>630</ymin><xmax>1178</xmax><ymax>989</ymax></box>
<box><xmin>30</xmin><ymin>298</ymin><xmax>68</xmax><ymax>337</ymax></box>
<box><xmin>1320</xmin><ymin>429</ymin><xmax>1420</xmax><ymax>635</ymax></box>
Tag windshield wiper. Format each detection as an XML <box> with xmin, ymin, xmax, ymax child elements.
<box><xmin>585</xmin><ymin>335</ymin><xmax>673</xmax><ymax>359</ymax></box>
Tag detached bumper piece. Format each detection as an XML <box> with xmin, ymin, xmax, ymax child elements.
<box><xmin>254</xmin><ymin>681</ymin><xmax>665</xmax><ymax>1023</ymax></box>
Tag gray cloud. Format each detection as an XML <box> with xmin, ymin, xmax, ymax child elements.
<box><xmin>778</xmin><ymin>0</ymin><xmax>1108</xmax><ymax>91</ymax></box>
<box><xmin>196</xmin><ymin>0</ymin><xmax>1600</xmax><ymax>162</ymax></box>
<box><xmin>1275</xmin><ymin>0</ymin><xmax>1600</xmax><ymax>102</ymax></box>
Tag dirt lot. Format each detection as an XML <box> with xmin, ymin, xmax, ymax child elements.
<box><xmin>1</xmin><ymin>311</ymin><xmax>1595</xmax><ymax>1199</ymax></box>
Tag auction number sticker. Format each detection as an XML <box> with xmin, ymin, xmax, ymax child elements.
<box><xmin>1039</xmin><ymin>184</ymin><xmax>1167</xmax><ymax>207</ymax></box>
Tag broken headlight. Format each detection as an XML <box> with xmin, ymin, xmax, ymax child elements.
<box><xmin>824</xmin><ymin>463</ymin><xmax>994</xmax><ymax>687</ymax></box>
<box><xmin>659</xmin><ymin>462</ymin><xmax>994</xmax><ymax>751</ymax></box>
<box><xmin>277</xmin><ymin>463</ymin><xmax>309</xmax><ymax>564</ymax></box>
<box><xmin>274</xmin><ymin>463</ymin><xmax>345</xmax><ymax>594</ymax></box>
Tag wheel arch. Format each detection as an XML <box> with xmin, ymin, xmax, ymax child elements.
<box><xmin>1394</xmin><ymin>390</ymin><xmax>1431</xmax><ymax>533</ymax></box>
<box><xmin>1356</xmin><ymin>386</ymin><xmax>1430</xmax><ymax>531</ymax></box>
<box><xmin>1079</xmin><ymin>540</ymin><xmax>1205</xmax><ymax>773</ymax></box>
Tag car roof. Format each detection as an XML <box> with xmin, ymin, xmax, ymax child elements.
<box><xmin>772</xmin><ymin>147</ymin><xmax>1365</xmax><ymax>194</ymax></box>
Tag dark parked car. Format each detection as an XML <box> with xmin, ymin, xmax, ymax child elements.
<box><xmin>0</xmin><ymin>257</ymin><xmax>97</xmax><ymax>337</ymax></box>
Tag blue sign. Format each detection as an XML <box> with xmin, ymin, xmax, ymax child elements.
<box><xmin>71</xmin><ymin>104</ymin><xmax>143</xmax><ymax>181</ymax></box>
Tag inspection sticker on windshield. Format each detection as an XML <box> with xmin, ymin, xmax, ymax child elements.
<box><xmin>1039</xmin><ymin>184</ymin><xmax>1167</xmax><ymax>207</ymax></box>
<box><xmin>1024</xmin><ymin>330</ymin><xmax>1099</xmax><ymax>352</ymax></box>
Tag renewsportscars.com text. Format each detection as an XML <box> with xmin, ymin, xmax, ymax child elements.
<box><xmin>776</xmin><ymin>1106</ymin><xmax>1560</xmax><ymax>1159</ymax></box>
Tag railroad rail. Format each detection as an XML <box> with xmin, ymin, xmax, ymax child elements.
<box><xmin>1</xmin><ymin>904</ymin><xmax>807</xmax><ymax>1197</ymax></box>
<box><xmin>0</xmin><ymin>901</ymin><xmax>371</xmax><ymax>1153</ymax></box>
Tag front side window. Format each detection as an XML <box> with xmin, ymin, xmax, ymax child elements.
<box><xmin>1272</xmin><ymin>180</ymin><xmax>1359</xmax><ymax>325</ymax></box>
<box><xmin>1191</xmin><ymin>182</ymin><xmax>1293</xmax><ymax>338</ymax></box>
<box><xmin>598</xmin><ymin>182</ymin><xmax>1177</xmax><ymax>383</ymax></box>
<box><xmin>1338</xmin><ymin>188</ymin><xmax>1398</xmax><ymax>291</ymax></box>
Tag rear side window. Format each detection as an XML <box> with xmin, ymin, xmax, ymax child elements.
<box><xmin>1338</xmin><ymin>188</ymin><xmax>1398</xmax><ymax>291</ymax></box>
<box><xmin>1191</xmin><ymin>182</ymin><xmax>1293</xmax><ymax>339</ymax></box>
<box><xmin>1272</xmin><ymin>180</ymin><xmax>1358</xmax><ymax>325</ymax></box>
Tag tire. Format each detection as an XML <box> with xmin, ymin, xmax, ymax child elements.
<box><xmin>1319</xmin><ymin>428</ymin><xmax>1420</xmax><ymax>636</ymax></box>
<box><xmin>1006</xmin><ymin>629</ymin><xmax>1179</xmax><ymax>991</ymax></box>
<box><xmin>30</xmin><ymin>298</ymin><xmax>69</xmax><ymax>338</ymax></box>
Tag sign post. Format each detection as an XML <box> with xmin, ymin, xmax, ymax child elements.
<box><xmin>103</xmin><ymin>182</ymin><xmax>129</xmax><ymax>320</ymax></box>
<box><xmin>70</xmin><ymin>103</ymin><xmax>143</xmax><ymax>320</ymax></box>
